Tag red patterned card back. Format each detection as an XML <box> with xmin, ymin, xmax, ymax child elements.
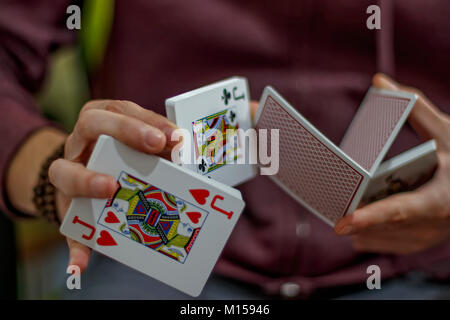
<box><xmin>340</xmin><ymin>91</ymin><xmax>413</xmax><ymax>173</ymax></box>
<box><xmin>256</xmin><ymin>95</ymin><xmax>365</xmax><ymax>224</ymax></box>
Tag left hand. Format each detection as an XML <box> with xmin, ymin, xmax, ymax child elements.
<box><xmin>334</xmin><ymin>73</ymin><xmax>450</xmax><ymax>255</ymax></box>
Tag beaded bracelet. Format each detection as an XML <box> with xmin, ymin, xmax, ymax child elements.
<box><xmin>32</xmin><ymin>143</ymin><xmax>65</xmax><ymax>225</ymax></box>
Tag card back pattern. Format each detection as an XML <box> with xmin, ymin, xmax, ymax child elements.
<box><xmin>340</xmin><ymin>93</ymin><xmax>411</xmax><ymax>172</ymax></box>
<box><xmin>256</xmin><ymin>96</ymin><xmax>364</xmax><ymax>223</ymax></box>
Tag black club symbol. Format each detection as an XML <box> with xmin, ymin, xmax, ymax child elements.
<box><xmin>221</xmin><ymin>88</ymin><xmax>231</xmax><ymax>105</ymax></box>
<box><xmin>198</xmin><ymin>158</ymin><xmax>207</xmax><ymax>172</ymax></box>
<box><xmin>229</xmin><ymin>110</ymin><xmax>236</xmax><ymax>122</ymax></box>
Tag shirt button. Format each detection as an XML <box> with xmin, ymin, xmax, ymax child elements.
<box><xmin>280</xmin><ymin>282</ymin><xmax>301</xmax><ymax>298</ymax></box>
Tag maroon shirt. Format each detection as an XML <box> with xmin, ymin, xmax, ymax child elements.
<box><xmin>1</xmin><ymin>0</ymin><xmax>450</xmax><ymax>298</ymax></box>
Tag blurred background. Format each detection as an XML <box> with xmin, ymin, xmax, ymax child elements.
<box><xmin>1</xmin><ymin>0</ymin><xmax>105</xmax><ymax>299</ymax></box>
<box><xmin>1</xmin><ymin>0</ymin><xmax>450</xmax><ymax>300</ymax></box>
<box><xmin>4</xmin><ymin>34</ymin><xmax>450</xmax><ymax>302</ymax></box>
<box><xmin>4</xmin><ymin>46</ymin><xmax>90</xmax><ymax>300</ymax></box>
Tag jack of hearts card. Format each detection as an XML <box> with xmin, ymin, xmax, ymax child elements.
<box><xmin>60</xmin><ymin>135</ymin><xmax>245</xmax><ymax>297</ymax></box>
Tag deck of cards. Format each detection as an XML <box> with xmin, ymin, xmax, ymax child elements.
<box><xmin>255</xmin><ymin>86</ymin><xmax>437</xmax><ymax>226</ymax></box>
<box><xmin>60</xmin><ymin>77</ymin><xmax>438</xmax><ymax>296</ymax></box>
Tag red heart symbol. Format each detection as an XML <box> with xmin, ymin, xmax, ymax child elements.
<box><xmin>186</xmin><ymin>212</ymin><xmax>202</xmax><ymax>224</ymax></box>
<box><xmin>105</xmin><ymin>211</ymin><xmax>120</xmax><ymax>224</ymax></box>
<box><xmin>189</xmin><ymin>189</ymin><xmax>210</xmax><ymax>205</ymax></box>
<box><xmin>97</xmin><ymin>230</ymin><xmax>117</xmax><ymax>246</ymax></box>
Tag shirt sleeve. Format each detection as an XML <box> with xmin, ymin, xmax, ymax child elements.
<box><xmin>0</xmin><ymin>0</ymin><xmax>74</xmax><ymax>218</ymax></box>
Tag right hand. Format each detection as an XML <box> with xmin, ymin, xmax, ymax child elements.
<box><xmin>49</xmin><ymin>100</ymin><xmax>178</xmax><ymax>272</ymax></box>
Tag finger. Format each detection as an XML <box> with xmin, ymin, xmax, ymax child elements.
<box><xmin>358</xmin><ymin>230</ymin><xmax>447</xmax><ymax>252</ymax></box>
<box><xmin>351</xmin><ymin>234</ymin><xmax>420</xmax><ymax>255</ymax></box>
<box><xmin>82</xmin><ymin>100</ymin><xmax>178</xmax><ymax>147</ymax></box>
<box><xmin>49</xmin><ymin>159</ymin><xmax>117</xmax><ymax>198</ymax></box>
<box><xmin>350</xmin><ymin>224</ymin><xmax>445</xmax><ymax>254</ymax></box>
<box><xmin>67</xmin><ymin>238</ymin><xmax>91</xmax><ymax>272</ymax></box>
<box><xmin>335</xmin><ymin>185</ymin><xmax>440</xmax><ymax>235</ymax></box>
<box><xmin>250</xmin><ymin>100</ymin><xmax>259</xmax><ymax>122</ymax></box>
<box><xmin>351</xmin><ymin>234</ymin><xmax>396</xmax><ymax>254</ymax></box>
<box><xmin>372</xmin><ymin>73</ymin><xmax>399</xmax><ymax>91</ymax></box>
<box><xmin>372</xmin><ymin>73</ymin><xmax>447</xmax><ymax>141</ymax></box>
<box><xmin>69</xmin><ymin>109</ymin><xmax>166</xmax><ymax>158</ymax></box>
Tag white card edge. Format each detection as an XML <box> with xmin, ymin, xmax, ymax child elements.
<box><xmin>372</xmin><ymin>139</ymin><xmax>437</xmax><ymax>178</ymax></box>
<box><xmin>165</xmin><ymin>76</ymin><xmax>248</xmax><ymax>104</ymax></box>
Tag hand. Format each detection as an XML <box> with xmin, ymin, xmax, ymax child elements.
<box><xmin>335</xmin><ymin>73</ymin><xmax>450</xmax><ymax>255</ymax></box>
<box><xmin>49</xmin><ymin>100</ymin><xmax>178</xmax><ymax>271</ymax></box>
<box><xmin>250</xmin><ymin>101</ymin><xmax>260</xmax><ymax>121</ymax></box>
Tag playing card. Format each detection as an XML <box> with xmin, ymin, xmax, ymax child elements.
<box><xmin>362</xmin><ymin>139</ymin><xmax>438</xmax><ymax>203</ymax></box>
<box><xmin>60</xmin><ymin>135</ymin><xmax>245</xmax><ymax>297</ymax></box>
<box><xmin>254</xmin><ymin>87</ymin><xmax>371</xmax><ymax>226</ymax></box>
<box><xmin>254</xmin><ymin>86</ymin><xmax>430</xmax><ymax>226</ymax></box>
<box><xmin>340</xmin><ymin>87</ymin><xmax>418</xmax><ymax>175</ymax></box>
<box><xmin>166</xmin><ymin>77</ymin><xmax>257</xmax><ymax>187</ymax></box>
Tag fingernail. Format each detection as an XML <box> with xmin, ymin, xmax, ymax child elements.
<box><xmin>145</xmin><ymin>127</ymin><xmax>165</xmax><ymax>148</ymax></box>
<box><xmin>337</xmin><ymin>225</ymin><xmax>353</xmax><ymax>235</ymax></box>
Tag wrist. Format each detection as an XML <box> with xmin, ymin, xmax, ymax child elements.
<box><xmin>6</xmin><ymin>127</ymin><xmax>67</xmax><ymax>216</ymax></box>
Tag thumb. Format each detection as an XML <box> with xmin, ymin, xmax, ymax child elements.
<box><xmin>250</xmin><ymin>100</ymin><xmax>259</xmax><ymax>122</ymax></box>
<box><xmin>67</xmin><ymin>238</ymin><xmax>91</xmax><ymax>273</ymax></box>
<box><xmin>335</xmin><ymin>185</ymin><xmax>438</xmax><ymax>235</ymax></box>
